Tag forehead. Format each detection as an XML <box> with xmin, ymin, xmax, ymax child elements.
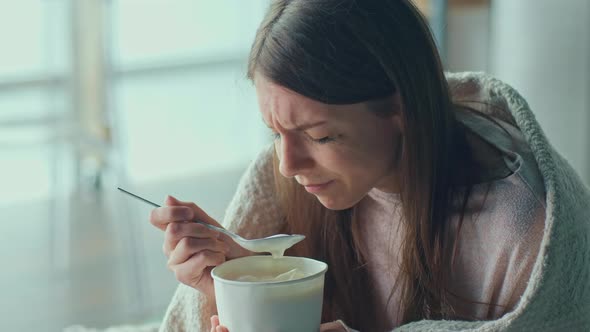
<box><xmin>254</xmin><ymin>75</ymin><xmax>349</xmax><ymax>129</ymax></box>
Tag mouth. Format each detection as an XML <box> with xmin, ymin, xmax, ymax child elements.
<box><xmin>302</xmin><ymin>180</ymin><xmax>334</xmax><ymax>193</ymax></box>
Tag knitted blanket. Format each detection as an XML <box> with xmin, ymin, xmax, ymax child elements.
<box><xmin>393</xmin><ymin>72</ymin><xmax>590</xmax><ymax>331</ymax></box>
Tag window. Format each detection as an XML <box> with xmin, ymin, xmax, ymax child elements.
<box><xmin>111</xmin><ymin>0</ymin><xmax>270</xmax><ymax>183</ymax></box>
<box><xmin>0</xmin><ymin>1</ymin><xmax>271</xmax><ymax>203</ymax></box>
<box><xmin>0</xmin><ymin>0</ymin><xmax>70</xmax><ymax>206</ymax></box>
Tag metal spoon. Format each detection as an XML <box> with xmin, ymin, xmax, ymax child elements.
<box><xmin>117</xmin><ymin>187</ymin><xmax>305</xmax><ymax>256</ymax></box>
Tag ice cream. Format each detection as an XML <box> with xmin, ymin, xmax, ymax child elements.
<box><xmin>235</xmin><ymin>268</ymin><xmax>308</xmax><ymax>282</ymax></box>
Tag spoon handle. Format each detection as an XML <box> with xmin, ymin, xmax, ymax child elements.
<box><xmin>117</xmin><ymin>187</ymin><xmax>238</xmax><ymax>239</ymax></box>
<box><xmin>196</xmin><ymin>221</ymin><xmax>240</xmax><ymax>240</ymax></box>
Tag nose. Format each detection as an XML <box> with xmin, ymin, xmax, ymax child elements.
<box><xmin>277</xmin><ymin>136</ymin><xmax>312</xmax><ymax>178</ymax></box>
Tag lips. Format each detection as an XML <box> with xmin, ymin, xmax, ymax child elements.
<box><xmin>302</xmin><ymin>181</ymin><xmax>330</xmax><ymax>186</ymax></box>
<box><xmin>302</xmin><ymin>180</ymin><xmax>334</xmax><ymax>193</ymax></box>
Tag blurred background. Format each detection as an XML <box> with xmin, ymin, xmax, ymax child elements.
<box><xmin>1</xmin><ymin>0</ymin><xmax>588</xmax><ymax>331</ymax></box>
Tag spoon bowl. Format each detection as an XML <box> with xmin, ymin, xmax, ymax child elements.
<box><xmin>234</xmin><ymin>234</ymin><xmax>306</xmax><ymax>257</ymax></box>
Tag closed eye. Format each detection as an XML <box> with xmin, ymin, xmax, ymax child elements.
<box><xmin>312</xmin><ymin>136</ymin><xmax>335</xmax><ymax>144</ymax></box>
<box><xmin>268</xmin><ymin>126</ymin><xmax>336</xmax><ymax>145</ymax></box>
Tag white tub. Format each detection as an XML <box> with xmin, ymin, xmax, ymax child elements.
<box><xmin>212</xmin><ymin>255</ymin><xmax>328</xmax><ymax>332</ymax></box>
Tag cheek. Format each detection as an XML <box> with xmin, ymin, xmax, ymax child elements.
<box><xmin>330</xmin><ymin>138</ymin><xmax>399</xmax><ymax>196</ymax></box>
<box><xmin>312</xmin><ymin>146</ymin><xmax>360</xmax><ymax>173</ymax></box>
<box><xmin>361</xmin><ymin>126</ymin><xmax>400</xmax><ymax>170</ymax></box>
<box><xmin>315</xmin><ymin>144</ymin><xmax>391</xmax><ymax>184</ymax></box>
<box><xmin>337</xmin><ymin>136</ymin><xmax>397</xmax><ymax>174</ymax></box>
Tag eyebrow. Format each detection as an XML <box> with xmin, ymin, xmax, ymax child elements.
<box><xmin>262</xmin><ymin>119</ymin><xmax>327</xmax><ymax>131</ymax></box>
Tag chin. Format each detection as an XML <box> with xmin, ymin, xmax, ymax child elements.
<box><xmin>316</xmin><ymin>195</ymin><xmax>359</xmax><ymax>211</ymax></box>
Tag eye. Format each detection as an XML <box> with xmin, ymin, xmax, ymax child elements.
<box><xmin>313</xmin><ymin>136</ymin><xmax>335</xmax><ymax>144</ymax></box>
<box><xmin>270</xmin><ymin>131</ymin><xmax>281</xmax><ymax>140</ymax></box>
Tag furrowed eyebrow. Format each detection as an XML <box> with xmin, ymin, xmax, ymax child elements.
<box><xmin>261</xmin><ymin>117</ymin><xmax>326</xmax><ymax>132</ymax></box>
<box><xmin>293</xmin><ymin>121</ymin><xmax>326</xmax><ymax>131</ymax></box>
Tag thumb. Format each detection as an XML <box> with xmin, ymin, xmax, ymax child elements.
<box><xmin>164</xmin><ymin>195</ymin><xmax>221</xmax><ymax>227</ymax></box>
<box><xmin>320</xmin><ymin>321</ymin><xmax>348</xmax><ymax>332</ymax></box>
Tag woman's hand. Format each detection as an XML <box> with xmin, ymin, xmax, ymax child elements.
<box><xmin>210</xmin><ymin>315</ymin><xmax>228</xmax><ymax>332</ymax></box>
<box><xmin>320</xmin><ymin>321</ymin><xmax>348</xmax><ymax>332</ymax></box>
<box><xmin>209</xmin><ymin>315</ymin><xmax>348</xmax><ymax>332</ymax></box>
<box><xmin>149</xmin><ymin>195</ymin><xmax>251</xmax><ymax>299</ymax></box>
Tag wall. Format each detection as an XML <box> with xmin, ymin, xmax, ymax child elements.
<box><xmin>489</xmin><ymin>0</ymin><xmax>590</xmax><ymax>185</ymax></box>
<box><xmin>445</xmin><ymin>0</ymin><xmax>590</xmax><ymax>185</ymax></box>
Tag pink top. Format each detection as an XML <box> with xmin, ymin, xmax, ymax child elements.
<box><xmin>357</xmin><ymin>112</ymin><xmax>546</xmax><ymax>329</ymax></box>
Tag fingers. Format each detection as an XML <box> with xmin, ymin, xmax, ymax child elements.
<box><xmin>163</xmin><ymin>222</ymin><xmax>219</xmax><ymax>256</ymax></box>
<box><xmin>167</xmin><ymin>237</ymin><xmax>229</xmax><ymax>266</ymax></box>
<box><xmin>169</xmin><ymin>250</ymin><xmax>226</xmax><ymax>287</ymax></box>
<box><xmin>210</xmin><ymin>315</ymin><xmax>218</xmax><ymax>332</ymax></box>
<box><xmin>147</xmin><ymin>195</ymin><xmax>232</xmax><ymax>299</ymax></box>
<box><xmin>150</xmin><ymin>205</ymin><xmax>193</xmax><ymax>231</ymax></box>
<box><xmin>150</xmin><ymin>195</ymin><xmax>224</xmax><ymax>231</ymax></box>
<box><xmin>165</xmin><ymin>195</ymin><xmax>221</xmax><ymax>227</ymax></box>
<box><xmin>210</xmin><ymin>315</ymin><xmax>220</xmax><ymax>332</ymax></box>
<box><xmin>320</xmin><ymin>321</ymin><xmax>348</xmax><ymax>332</ymax></box>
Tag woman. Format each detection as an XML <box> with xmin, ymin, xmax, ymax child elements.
<box><xmin>150</xmin><ymin>1</ymin><xmax>590</xmax><ymax>331</ymax></box>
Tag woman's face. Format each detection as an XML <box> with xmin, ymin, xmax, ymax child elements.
<box><xmin>255</xmin><ymin>75</ymin><xmax>404</xmax><ymax>210</ymax></box>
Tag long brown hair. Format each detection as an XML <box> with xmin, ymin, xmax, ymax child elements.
<box><xmin>247</xmin><ymin>0</ymin><xmax>480</xmax><ymax>329</ymax></box>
